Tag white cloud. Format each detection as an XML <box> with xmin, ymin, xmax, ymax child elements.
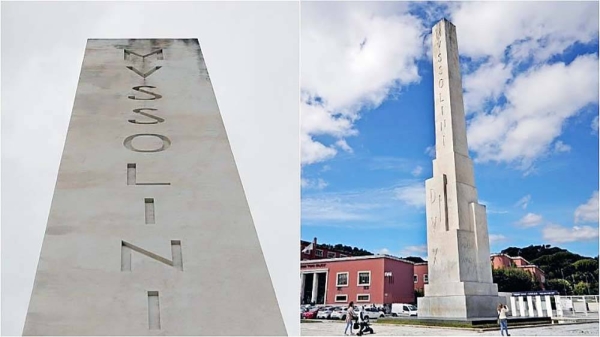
<box><xmin>542</xmin><ymin>224</ymin><xmax>599</xmax><ymax>243</ymax></box>
<box><xmin>515</xmin><ymin>194</ymin><xmax>531</xmax><ymax>209</ymax></box>
<box><xmin>302</xmin><ymin>196</ymin><xmax>379</xmax><ymax>222</ymax></box>
<box><xmin>335</xmin><ymin>139</ymin><xmax>353</xmax><ymax>153</ymax></box>
<box><xmin>489</xmin><ymin>234</ymin><xmax>507</xmax><ymax>244</ymax></box>
<box><xmin>376</xmin><ymin>248</ymin><xmax>391</xmax><ymax>255</ymax></box>
<box><xmin>449</xmin><ymin>2</ymin><xmax>598</xmax><ymax>62</ymax></box>
<box><xmin>467</xmin><ymin>54</ymin><xmax>599</xmax><ymax>171</ymax></box>
<box><xmin>592</xmin><ymin>116</ymin><xmax>599</xmax><ymax>134</ymax></box>
<box><xmin>301</xmin><ymin>133</ymin><xmax>337</xmax><ymax>165</ymax></box>
<box><xmin>463</xmin><ymin>60</ymin><xmax>512</xmax><ymax>115</ymax></box>
<box><xmin>516</xmin><ymin>213</ymin><xmax>543</xmax><ymax>227</ymax></box>
<box><xmin>554</xmin><ymin>140</ymin><xmax>571</xmax><ymax>153</ymax></box>
<box><xmin>301</xmin><ymin>178</ymin><xmax>329</xmax><ymax>190</ymax></box>
<box><xmin>424</xmin><ymin>145</ymin><xmax>435</xmax><ymax>158</ymax></box>
<box><xmin>574</xmin><ymin>191</ymin><xmax>599</xmax><ymax>223</ymax></box>
<box><xmin>400</xmin><ymin>245</ymin><xmax>427</xmax><ymax>257</ymax></box>
<box><xmin>393</xmin><ymin>182</ymin><xmax>425</xmax><ymax>208</ymax></box>
<box><xmin>301</xmin><ymin>2</ymin><xmax>427</xmax><ymax>164</ymax></box>
<box><xmin>411</xmin><ymin>165</ymin><xmax>423</xmax><ymax>177</ymax></box>
<box><xmin>445</xmin><ymin>2</ymin><xmax>600</xmax><ymax>172</ymax></box>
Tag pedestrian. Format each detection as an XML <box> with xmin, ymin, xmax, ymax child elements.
<box><xmin>344</xmin><ymin>302</ymin><xmax>355</xmax><ymax>336</ymax></box>
<box><xmin>357</xmin><ymin>306</ymin><xmax>366</xmax><ymax>336</ymax></box>
<box><xmin>497</xmin><ymin>303</ymin><xmax>510</xmax><ymax>336</ymax></box>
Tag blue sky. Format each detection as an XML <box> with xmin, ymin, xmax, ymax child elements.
<box><xmin>301</xmin><ymin>2</ymin><xmax>599</xmax><ymax>259</ymax></box>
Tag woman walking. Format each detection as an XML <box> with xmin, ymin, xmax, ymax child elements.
<box><xmin>344</xmin><ymin>302</ymin><xmax>355</xmax><ymax>335</ymax></box>
<box><xmin>497</xmin><ymin>304</ymin><xmax>510</xmax><ymax>336</ymax></box>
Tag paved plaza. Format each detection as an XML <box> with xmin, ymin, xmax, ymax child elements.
<box><xmin>301</xmin><ymin>321</ymin><xmax>599</xmax><ymax>336</ymax></box>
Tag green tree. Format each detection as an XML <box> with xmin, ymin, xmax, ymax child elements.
<box><xmin>573</xmin><ymin>281</ymin><xmax>591</xmax><ymax>295</ymax></box>
<box><xmin>546</xmin><ymin>279</ymin><xmax>573</xmax><ymax>295</ymax></box>
<box><xmin>492</xmin><ymin>268</ymin><xmax>535</xmax><ymax>292</ymax></box>
<box><xmin>403</xmin><ymin>256</ymin><xmax>426</xmax><ymax>263</ymax></box>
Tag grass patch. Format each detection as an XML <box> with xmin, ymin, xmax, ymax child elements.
<box><xmin>376</xmin><ymin>318</ymin><xmax>496</xmax><ymax>329</ymax></box>
<box><xmin>301</xmin><ymin>319</ymin><xmax>322</xmax><ymax>323</ymax></box>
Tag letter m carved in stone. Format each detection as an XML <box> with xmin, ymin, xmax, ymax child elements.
<box><xmin>124</xmin><ymin>49</ymin><xmax>164</xmax><ymax>61</ymax></box>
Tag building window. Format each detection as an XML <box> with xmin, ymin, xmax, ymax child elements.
<box><xmin>336</xmin><ymin>272</ymin><xmax>349</xmax><ymax>287</ymax></box>
<box><xmin>424</xmin><ymin>274</ymin><xmax>428</xmax><ymax>284</ymax></box>
<box><xmin>357</xmin><ymin>294</ymin><xmax>370</xmax><ymax>302</ymax></box>
<box><xmin>327</xmin><ymin>252</ymin><xmax>336</xmax><ymax>258</ymax></box>
<box><xmin>358</xmin><ymin>271</ymin><xmax>371</xmax><ymax>286</ymax></box>
<box><xmin>414</xmin><ymin>274</ymin><xmax>418</xmax><ymax>283</ymax></box>
<box><xmin>335</xmin><ymin>294</ymin><xmax>348</xmax><ymax>302</ymax></box>
<box><xmin>315</xmin><ymin>249</ymin><xmax>323</xmax><ymax>257</ymax></box>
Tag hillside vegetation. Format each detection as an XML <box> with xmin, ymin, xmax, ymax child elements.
<box><xmin>497</xmin><ymin>245</ymin><xmax>598</xmax><ymax>295</ymax></box>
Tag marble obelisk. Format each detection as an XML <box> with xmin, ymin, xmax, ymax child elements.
<box><xmin>23</xmin><ymin>39</ymin><xmax>286</xmax><ymax>335</ymax></box>
<box><xmin>417</xmin><ymin>20</ymin><xmax>500</xmax><ymax>319</ymax></box>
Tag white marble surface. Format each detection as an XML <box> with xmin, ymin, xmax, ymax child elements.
<box><xmin>420</xmin><ymin>19</ymin><xmax>498</xmax><ymax>319</ymax></box>
<box><xmin>23</xmin><ymin>39</ymin><xmax>285</xmax><ymax>336</ymax></box>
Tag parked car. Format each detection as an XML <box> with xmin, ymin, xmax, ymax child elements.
<box><xmin>364</xmin><ymin>307</ymin><xmax>386</xmax><ymax>318</ymax></box>
<box><xmin>316</xmin><ymin>307</ymin><xmax>335</xmax><ymax>319</ymax></box>
<box><xmin>330</xmin><ymin>307</ymin><xmax>347</xmax><ymax>320</ymax></box>
<box><xmin>302</xmin><ymin>307</ymin><xmax>320</xmax><ymax>319</ymax></box>
<box><xmin>391</xmin><ymin>303</ymin><xmax>418</xmax><ymax>316</ymax></box>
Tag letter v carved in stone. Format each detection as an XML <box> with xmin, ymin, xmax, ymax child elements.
<box><xmin>126</xmin><ymin>66</ymin><xmax>162</xmax><ymax>79</ymax></box>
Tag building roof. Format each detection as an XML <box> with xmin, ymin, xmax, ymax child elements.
<box><xmin>300</xmin><ymin>254</ymin><xmax>415</xmax><ymax>265</ymax></box>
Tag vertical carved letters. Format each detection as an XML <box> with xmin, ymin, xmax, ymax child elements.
<box><xmin>124</xmin><ymin>49</ymin><xmax>164</xmax><ymax>61</ymax></box>
<box><xmin>145</xmin><ymin>198</ymin><xmax>155</xmax><ymax>224</ymax></box>
<box><xmin>123</xmin><ymin>134</ymin><xmax>171</xmax><ymax>153</ymax></box>
<box><xmin>127</xmin><ymin>164</ymin><xmax>170</xmax><ymax>185</ymax></box>
<box><xmin>429</xmin><ymin>189</ymin><xmax>437</xmax><ymax>228</ymax></box>
<box><xmin>147</xmin><ymin>291</ymin><xmax>161</xmax><ymax>330</ymax></box>
<box><xmin>121</xmin><ymin>240</ymin><xmax>184</xmax><ymax>271</ymax></box>
<box><xmin>128</xmin><ymin>86</ymin><xmax>163</xmax><ymax>100</ymax></box>
<box><xmin>128</xmin><ymin>108</ymin><xmax>165</xmax><ymax>125</ymax></box>
<box><xmin>126</xmin><ymin>66</ymin><xmax>162</xmax><ymax>79</ymax></box>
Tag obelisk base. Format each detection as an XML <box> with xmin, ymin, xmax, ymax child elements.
<box><xmin>418</xmin><ymin>294</ymin><xmax>503</xmax><ymax>319</ymax></box>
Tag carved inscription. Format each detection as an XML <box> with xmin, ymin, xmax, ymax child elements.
<box><xmin>126</xmin><ymin>66</ymin><xmax>162</xmax><ymax>79</ymax></box>
<box><xmin>434</xmin><ymin>24</ymin><xmax>449</xmax><ymax>148</ymax></box>
<box><xmin>128</xmin><ymin>108</ymin><xmax>165</xmax><ymax>125</ymax></box>
<box><xmin>127</xmin><ymin>164</ymin><xmax>170</xmax><ymax>185</ymax></box>
<box><xmin>121</xmin><ymin>240</ymin><xmax>184</xmax><ymax>271</ymax></box>
<box><xmin>429</xmin><ymin>189</ymin><xmax>438</xmax><ymax>228</ymax></box>
<box><xmin>123</xmin><ymin>134</ymin><xmax>171</xmax><ymax>153</ymax></box>
<box><xmin>124</xmin><ymin>49</ymin><xmax>164</xmax><ymax>61</ymax></box>
<box><xmin>128</xmin><ymin>86</ymin><xmax>163</xmax><ymax>100</ymax></box>
<box><xmin>122</xmin><ymin>47</ymin><xmax>176</xmax><ymax>330</ymax></box>
<box><xmin>147</xmin><ymin>291</ymin><xmax>161</xmax><ymax>330</ymax></box>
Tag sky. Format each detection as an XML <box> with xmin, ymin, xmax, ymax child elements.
<box><xmin>2</xmin><ymin>2</ymin><xmax>299</xmax><ymax>336</ymax></box>
<box><xmin>301</xmin><ymin>1</ymin><xmax>600</xmax><ymax>260</ymax></box>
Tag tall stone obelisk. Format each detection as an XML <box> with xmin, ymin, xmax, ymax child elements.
<box><xmin>417</xmin><ymin>20</ymin><xmax>499</xmax><ymax>319</ymax></box>
<box><xmin>23</xmin><ymin>39</ymin><xmax>286</xmax><ymax>335</ymax></box>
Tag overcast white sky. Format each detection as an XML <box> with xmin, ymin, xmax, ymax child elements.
<box><xmin>1</xmin><ymin>2</ymin><xmax>299</xmax><ymax>335</ymax></box>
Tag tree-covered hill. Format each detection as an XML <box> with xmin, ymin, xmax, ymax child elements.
<box><xmin>497</xmin><ymin>245</ymin><xmax>598</xmax><ymax>295</ymax></box>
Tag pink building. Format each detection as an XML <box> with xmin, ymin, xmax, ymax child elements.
<box><xmin>300</xmin><ymin>255</ymin><xmax>415</xmax><ymax>306</ymax></box>
<box><xmin>413</xmin><ymin>262</ymin><xmax>429</xmax><ymax>292</ymax></box>
<box><xmin>301</xmin><ymin>237</ymin><xmax>359</xmax><ymax>261</ymax></box>
<box><xmin>490</xmin><ymin>253</ymin><xmax>546</xmax><ymax>289</ymax></box>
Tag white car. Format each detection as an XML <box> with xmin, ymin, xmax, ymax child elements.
<box><xmin>391</xmin><ymin>303</ymin><xmax>418</xmax><ymax>316</ymax></box>
<box><xmin>330</xmin><ymin>307</ymin><xmax>349</xmax><ymax>320</ymax></box>
<box><xmin>354</xmin><ymin>307</ymin><xmax>385</xmax><ymax>320</ymax></box>
<box><xmin>316</xmin><ymin>307</ymin><xmax>334</xmax><ymax>319</ymax></box>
